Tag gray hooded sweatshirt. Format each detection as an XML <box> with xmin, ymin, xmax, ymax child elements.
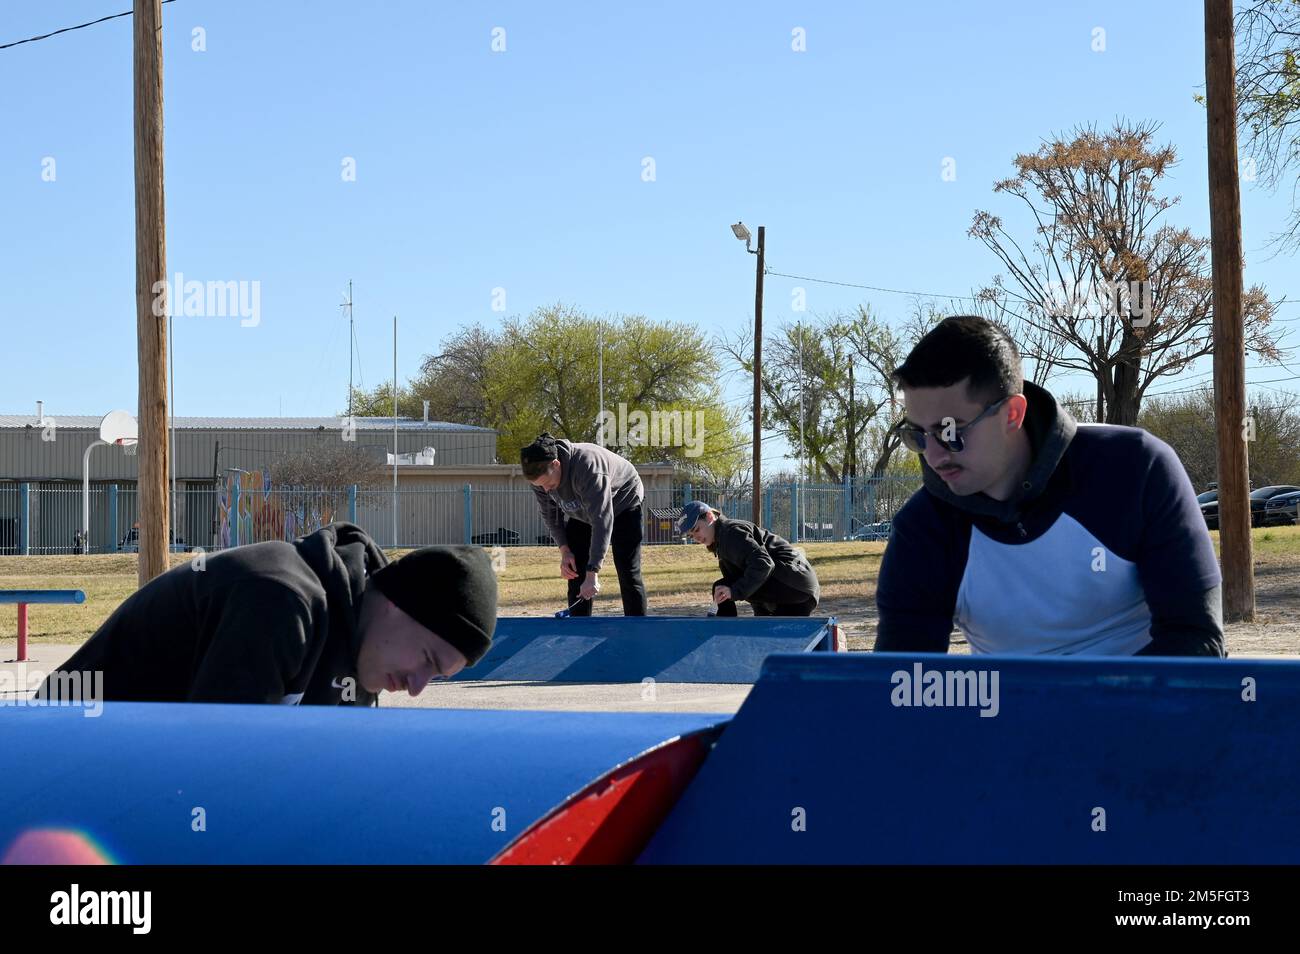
<box><xmin>531</xmin><ymin>439</ymin><xmax>644</xmax><ymax>571</ymax></box>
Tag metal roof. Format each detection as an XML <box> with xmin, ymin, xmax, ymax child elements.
<box><xmin>0</xmin><ymin>415</ymin><xmax>496</xmax><ymax>433</ymax></box>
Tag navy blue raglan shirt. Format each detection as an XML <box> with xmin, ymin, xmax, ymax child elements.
<box><xmin>874</xmin><ymin>382</ymin><xmax>1224</xmax><ymax>656</ymax></box>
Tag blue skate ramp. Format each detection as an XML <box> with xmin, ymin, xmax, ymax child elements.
<box><xmin>0</xmin><ymin>702</ymin><xmax>723</xmax><ymax>864</ymax></box>
<box><xmin>457</xmin><ymin>616</ymin><xmax>838</xmax><ymax>684</ymax></box>
<box><xmin>638</xmin><ymin>653</ymin><xmax>1300</xmax><ymax>864</ymax></box>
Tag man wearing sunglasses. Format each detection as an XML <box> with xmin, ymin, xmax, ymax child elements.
<box><xmin>874</xmin><ymin>316</ymin><xmax>1223</xmax><ymax>657</ymax></box>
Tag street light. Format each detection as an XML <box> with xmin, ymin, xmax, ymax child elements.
<box><xmin>732</xmin><ymin>221</ymin><xmax>765</xmax><ymax>524</ymax></box>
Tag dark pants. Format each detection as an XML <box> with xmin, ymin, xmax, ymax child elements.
<box><xmin>713</xmin><ymin>576</ymin><xmax>818</xmax><ymax>617</ymax></box>
<box><xmin>564</xmin><ymin>507</ymin><xmax>648</xmax><ymax>616</ymax></box>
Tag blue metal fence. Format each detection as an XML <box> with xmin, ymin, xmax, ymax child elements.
<box><xmin>0</xmin><ymin>477</ymin><xmax>921</xmax><ymax>554</ymax></box>
<box><xmin>674</xmin><ymin>478</ymin><xmax>918</xmax><ymax>544</ymax></box>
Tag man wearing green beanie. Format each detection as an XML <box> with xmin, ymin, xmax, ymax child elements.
<box><xmin>40</xmin><ymin>523</ymin><xmax>497</xmax><ymax>706</ymax></box>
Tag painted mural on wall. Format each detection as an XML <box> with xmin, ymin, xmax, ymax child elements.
<box><xmin>217</xmin><ymin>471</ymin><xmax>338</xmax><ymax>547</ymax></box>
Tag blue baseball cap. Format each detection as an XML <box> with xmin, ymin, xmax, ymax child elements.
<box><xmin>676</xmin><ymin>500</ymin><xmax>714</xmax><ymax>536</ymax></box>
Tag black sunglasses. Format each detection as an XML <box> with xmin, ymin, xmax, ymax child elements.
<box><xmin>894</xmin><ymin>396</ymin><xmax>1010</xmax><ymax>454</ymax></box>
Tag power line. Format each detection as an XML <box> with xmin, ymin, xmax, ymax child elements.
<box><xmin>767</xmin><ymin>264</ymin><xmax>1300</xmax><ymax>328</ymax></box>
<box><xmin>1144</xmin><ymin>372</ymin><xmax>1300</xmax><ymax>399</ymax></box>
<box><xmin>763</xmin><ymin>266</ymin><xmax>982</xmax><ymax>303</ymax></box>
<box><xmin>0</xmin><ymin>0</ymin><xmax>179</xmax><ymax>52</ymax></box>
<box><xmin>1144</xmin><ymin>359</ymin><xmax>1300</xmax><ymax>397</ymax></box>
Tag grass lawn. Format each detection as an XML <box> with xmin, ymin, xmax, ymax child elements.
<box><xmin>2</xmin><ymin>526</ymin><xmax>1297</xmax><ymax>644</ymax></box>
<box><xmin>0</xmin><ymin>540</ymin><xmax>884</xmax><ymax>643</ymax></box>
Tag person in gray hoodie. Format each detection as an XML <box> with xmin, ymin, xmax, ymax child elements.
<box><xmin>522</xmin><ymin>433</ymin><xmax>647</xmax><ymax>616</ymax></box>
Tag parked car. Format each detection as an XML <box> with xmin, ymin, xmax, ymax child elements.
<box><xmin>851</xmin><ymin>522</ymin><xmax>892</xmax><ymax>542</ymax></box>
<box><xmin>1204</xmin><ymin>486</ymin><xmax>1300</xmax><ymax>530</ymax></box>
<box><xmin>117</xmin><ymin>525</ymin><xmax>190</xmax><ymax>553</ymax></box>
<box><xmin>1251</xmin><ymin>486</ymin><xmax>1300</xmax><ymax>527</ymax></box>
<box><xmin>470</xmin><ymin>527</ymin><xmax>520</xmax><ymax>546</ymax></box>
<box><xmin>801</xmin><ymin>522</ymin><xmax>837</xmax><ymax>541</ymax></box>
<box><xmin>1264</xmin><ymin>490</ymin><xmax>1300</xmax><ymax>526</ymax></box>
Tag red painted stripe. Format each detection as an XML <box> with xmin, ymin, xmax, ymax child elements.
<box><xmin>490</xmin><ymin>726</ymin><xmax>722</xmax><ymax>865</ymax></box>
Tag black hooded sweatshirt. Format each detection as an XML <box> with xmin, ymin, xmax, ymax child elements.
<box><xmin>708</xmin><ymin>515</ymin><xmax>820</xmax><ymax>605</ymax></box>
<box><xmin>874</xmin><ymin>383</ymin><xmax>1224</xmax><ymax>656</ymax></box>
<box><xmin>44</xmin><ymin>523</ymin><xmax>387</xmax><ymax>705</ymax></box>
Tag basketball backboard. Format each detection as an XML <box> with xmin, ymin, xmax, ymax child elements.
<box><xmin>99</xmin><ymin>410</ymin><xmax>138</xmax><ymax>446</ymax></box>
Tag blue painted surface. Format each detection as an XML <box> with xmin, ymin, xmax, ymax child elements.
<box><xmin>0</xmin><ymin>704</ymin><xmax>723</xmax><ymax>864</ymax></box>
<box><xmin>458</xmin><ymin>616</ymin><xmax>834</xmax><ymax>684</ymax></box>
<box><xmin>0</xmin><ymin>590</ymin><xmax>85</xmax><ymax>604</ymax></box>
<box><xmin>639</xmin><ymin>653</ymin><xmax>1300</xmax><ymax>863</ymax></box>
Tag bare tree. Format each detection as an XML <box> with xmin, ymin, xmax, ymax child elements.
<box><xmin>272</xmin><ymin>442</ymin><xmax>387</xmax><ymax>489</ymax></box>
<box><xmin>412</xmin><ymin>324</ymin><xmax>499</xmax><ymax>426</ymax></box>
<box><xmin>970</xmin><ymin>120</ymin><xmax>1281</xmax><ymax>426</ymax></box>
<box><xmin>266</xmin><ymin>442</ymin><xmax>389</xmax><ymax>537</ymax></box>
<box><xmin>719</xmin><ymin>305</ymin><xmax>938</xmax><ymax>482</ymax></box>
<box><xmin>1140</xmin><ymin>388</ymin><xmax>1300</xmax><ymax>488</ymax></box>
<box><xmin>1232</xmin><ymin>0</ymin><xmax>1300</xmax><ymax>250</ymax></box>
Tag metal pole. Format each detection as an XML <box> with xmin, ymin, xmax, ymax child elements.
<box><xmin>346</xmin><ymin>280</ymin><xmax>354</xmax><ymax>417</ymax></box>
<box><xmin>170</xmin><ymin>312</ymin><xmax>176</xmax><ymax>549</ymax></box>
<box><xmin>393</xmin><ymin>315</ymin><xmax>399</xmax><ymax>549</ymax></box>
<box><xmin>17</xmin><ymin>604</ymin><xmax>27</xmax><ymax>663</ymax></box>
<box><xmin>83</xmin><ymin>441</ymin><xmax>107</xmax><ymax>552</ymax></box>
<box><xmin>598</xmin><ymin>319</ymin><xmax>604</xmax><ymax>446</ymax></box>
<box><xmin>752</xmin><ymin>226</ymin><xmax>765</xmax><ymax>524</ymax></box>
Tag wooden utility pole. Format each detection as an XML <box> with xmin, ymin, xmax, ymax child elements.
<box><xmin>1096</xmin><ymin>335</ymin><xmax>1105</xmax><ymax>422</ymax></box>
<box><xmin>752</xmin><ymin>226</ymin><xmax>765</xmax><ymax>524</ymax></box>
<box><xmin>1204</xmin><ymin>0</ymin><xmax>1254</xmax><ymax>620</ymax></box>
<box><xmin>134</xmin><ymin>0</ymin><xmax>170</xmax><ymax>585</ymax></box>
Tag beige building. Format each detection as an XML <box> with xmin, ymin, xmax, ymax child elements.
<box><xmin>0</xmin><ymin>409</ymin><xmax>677</xmax><ymax>552</ymax></box>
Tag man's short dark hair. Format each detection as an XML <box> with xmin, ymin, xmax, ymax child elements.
<box><xmin>891</xmin><ymin>315</ymin><xmax>1023</xmax><ymax>404</ymax></box>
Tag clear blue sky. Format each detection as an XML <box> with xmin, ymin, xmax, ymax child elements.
<box><xmin>3</xmin><ymin>0</ymin><xmax>1297</xmax><ymax>469</ymax></box>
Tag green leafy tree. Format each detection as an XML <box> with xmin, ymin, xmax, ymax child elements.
<box><xmin>485</xmin><ymin>304</ymin><xmax>747</xmax><ymax>481</ymax></box>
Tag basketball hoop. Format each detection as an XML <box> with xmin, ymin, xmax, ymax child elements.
<box><xmin>85</xmin><ymin>411</ymin><xmax>140</xmax><ymax>551</ymax></box>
